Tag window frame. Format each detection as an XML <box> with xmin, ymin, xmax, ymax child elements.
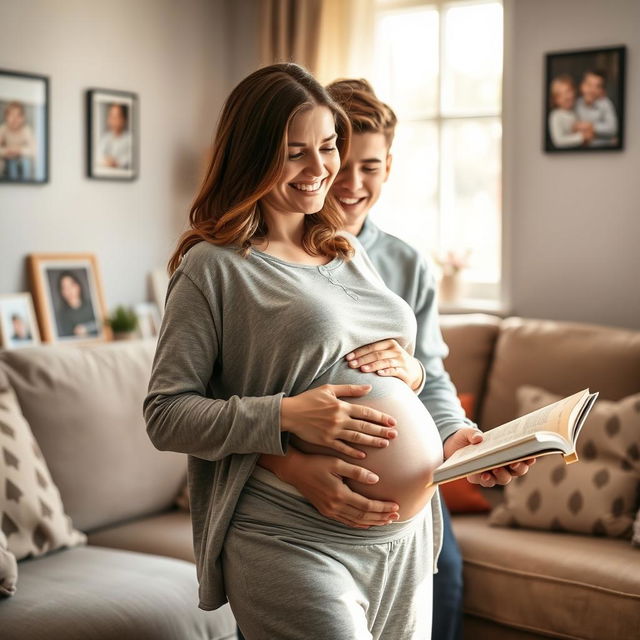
<box><xmin>373</xmin><ymin>0</ymin><xmax>509</xmax><ymax>312</ymax></box>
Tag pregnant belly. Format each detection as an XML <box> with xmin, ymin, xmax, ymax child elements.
<box><xmin>292</xmin><ymin>365</ymin><xmax>444</xmax><ymax>521</ymax></box>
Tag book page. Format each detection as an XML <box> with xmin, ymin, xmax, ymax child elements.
<box><xmin>437</xmin><ymin>389</ymin><xmax>587</xmax><ymax>472</ymax></box>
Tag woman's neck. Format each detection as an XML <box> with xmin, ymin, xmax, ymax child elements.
<box><xmin>253</xmin><ymin>206</ymin><xmax>329</xmax><ymax>265</ymax></box>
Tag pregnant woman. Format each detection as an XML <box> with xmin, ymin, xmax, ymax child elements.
<box><xmin>145</xmin><ymin>63</ymin><xmax>457</xmax><ymax>639</ymax></box>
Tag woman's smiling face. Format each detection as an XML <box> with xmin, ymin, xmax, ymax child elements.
<box><xmin>261</xmin><ymin>105</ymin><xmax>340</xmax><ymax>216</ymax></box>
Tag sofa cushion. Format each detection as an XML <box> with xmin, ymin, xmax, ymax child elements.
<box><xmin>1</xmin><ymin>386</ymin><xmax>86</xmax><ymax>597</ymax></box>
<box><xmin>0</xmin><ymin>545</ymin><xmax>236</xmax><ymax>640</ymax></box>
<box><xmin>489</xmin><ymin>386</ymin><xmax>640</xmax><ymax>538</ymax></box>
<box><xmin>87</xmin><ymin>509</ymin><xmax>194</xmax><ymax>563</ymax></box>
<box><xmin>0</xmin><ymin>340</ymin><xmax>187</xmax><ymax>532</ymax></box>
<box><xmin>439</xmin><ymin>314</ymin><xmax>501</xmax><ymax>410</ymax></box>
<box><xmin>452</xmin><ymin>513</ymin><xmax>640</xmax><ymax>640</ymax></box>
<box><xmin>479</xmin><ymin>317</ymin><xmax>640</xmax><ymax>430</ymax></box>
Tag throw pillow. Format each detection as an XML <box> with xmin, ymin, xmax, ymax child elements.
<box><xmin>1</xmin><ymin>386</ymin><xmax>86</xmax><ymax>597</ymax></box>
<box><xmin>489</xmin><ymin>385</ymin><xmax>640</xmax><ymax>538</ymax></box>
<box><xmin>439</xmin><ymin>392</ymin><xmax>492</xmax><ymax>514</ymax></box>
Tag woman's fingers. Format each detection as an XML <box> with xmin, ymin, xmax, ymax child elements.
<box><xmin>348</xmin><ymin>350</ymin><xmax>399</xmax><ymax>370</ymax></box>
<box><xmin>348</xmin><ymin>403</ymin><xmax>397</xmax><ymax>428</ymax></box>
<box><xmin>341</xmin><ymin>424</ymin><xmax>397</xmax><ymax>448</ymax></box>
<box><xmin>345</xmin><ymin>340</ymin><xmax>396</xmax><ymax>362</ymax></box>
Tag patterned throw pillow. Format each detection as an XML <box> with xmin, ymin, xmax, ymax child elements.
<box><xmin>489</xmin><ymin>386</ymin><xmax>640</xmax><ymax>538</ymax></box>
<box><xmin>1</xmin><ymin>387</ymin><xmax>87</xmax><ymax>597</ymax></box>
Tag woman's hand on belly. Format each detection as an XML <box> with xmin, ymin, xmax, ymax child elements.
<box><xmin>280</xmin><ymin>384</ymin><xmax>398</xmax><ymax>459</ymax></box>
<box><xmin>261</xmin><ymin>447</ymin><xmax>401</xmax><ymax>529</ymax></box>
<box><xmin>345</xmin><ymin>339</ymin><xmax>424</xmax><ymax>391</ymax></box>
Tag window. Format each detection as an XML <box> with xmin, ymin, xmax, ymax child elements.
<box><xmin>372</xmin><ymin>0</ymin><xmax>503</xmax><ymax>303</ymax></box>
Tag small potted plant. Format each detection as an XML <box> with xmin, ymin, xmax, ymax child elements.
<box><xmin>433</xmin><ymin>248</ymin><xmax>472</xmax><ymax>305</ymax></box>
<box><xmin>107</xmin><ymin>305</ymin><xmax>139</xmax><ymax>340</ymax></box>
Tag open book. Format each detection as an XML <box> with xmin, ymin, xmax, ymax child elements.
<box><xmin>429</xmin><ymin>388</ymin><xmax>599</xmax><ymax>486</ymax></box>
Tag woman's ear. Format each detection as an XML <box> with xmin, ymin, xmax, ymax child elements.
<box><xmin>384</xmin><ymin>153</ymin><xmax>393</xmax><ymax>183</ymax></box>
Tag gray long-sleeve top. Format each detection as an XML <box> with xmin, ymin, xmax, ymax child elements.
<box><xmin>357</xmin><ymin>217</ymin><xmax>478</xmax><ymax>442</ymax></box>
<box><xmin>143</xmin><ymin>232</ymin><xmax>450</xmax><ymax>611</ymax></box>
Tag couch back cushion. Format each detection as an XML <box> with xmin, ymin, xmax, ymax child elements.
<box><xmin>480</xmin><ymin>317</ymin><xmax>640</xmax><ymax>430</ymax></box>
<box><xmin>440</xmin><ymin>314</ymin><xmax>502</xmax><ymax>421</ymax></box>
<box><xmin>0</xmin><ymin>339</ymin><xmax>186</xmax><ymax>532</ymax></box>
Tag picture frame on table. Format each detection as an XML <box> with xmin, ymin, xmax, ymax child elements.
<box><xmin>149</xmin><ymin>268</ymin><xmax>169</xmax><ymax>317</ymax></box>
<box><xmin>134</xmin><ymin>302</ymin><xmax>161</xmax><ymax>339</ymax></box>
<box><xmin>544</xmin><ymin>46</ymin><xmax>626</xmax><ymax>152</ymax></box>
<box><xmin>86</xmin><ymin>88</ymin><xmax>138</xmax><ymax>180</ymax></box>
<box><xmin>27</xmin><ymin>253</ymin><xmax>112</xmax><ymax>344</ymax></box>
<box><xmin>0</xmin><ymin>293</ymin><xmax>41</xmax><ymax>350</ymax></box>
<box><xmin>0</xmin><ymin>69</ymin><xmax>49</xmax><ymax>184</ymax></box>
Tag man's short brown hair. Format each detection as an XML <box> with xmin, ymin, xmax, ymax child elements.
<box><xmin>326</xmin><ymin>79</ymin><xmax>397</xmax><ymax>148</ymax></box>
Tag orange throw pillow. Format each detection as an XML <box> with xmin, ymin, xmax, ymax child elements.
<box><xmin>439</xmin><ymin>393</ymin><xmax>492</xmax><ymax>514</ymax></box>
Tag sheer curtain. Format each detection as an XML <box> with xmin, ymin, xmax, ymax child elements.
<box><xmin>260</xmin><ymin>0</ymin><xmax>375</xmax><ymax>83</ymax></box>
<box><xmin>260</xmin><ymin>0</ymin><xmax>323</xmax><ymax>72</ymax></box>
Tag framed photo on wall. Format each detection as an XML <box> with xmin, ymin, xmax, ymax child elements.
<box><xmin>87</xmin><ymin>88</ymin><xmax>138</xmax><ymax>180</ymax></box>
<box><xmin>0</xmin><ymin>293</ymin><xmax>41</xmax><ymax>350</ymax></box>
<box><xmin>544</xmin><ymin>46</ymin><xmax>626</xmax><ymax>152</ymax></box>
<box><xmin>28</xmin><ymin>253</ymin><xmax>112</xmax><ymax>344</ymax></box>
<box><xmin>0</xmin><ymin>69</ymin><xmax>49</xmax><ymax>183</ymax></box>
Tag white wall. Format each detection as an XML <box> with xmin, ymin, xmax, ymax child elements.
<box><xmin>0</xmin><ymin>0</ymin><xmax>227</xmax><ymax>309</ymax></box>
<box><xmin>506</xmin><ymin>0</ymin><xmax>640</xmax><ymax>329</ymax></box>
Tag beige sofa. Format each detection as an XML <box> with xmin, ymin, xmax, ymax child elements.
<box><xmin>0</xmin><ymin>340</ymin><xmax>236</xmax><ymax>640</ymax></box>
<box><xmin>0</xmin><ymin>315</ymin><xmax>638</xmax><ymax>639</ymax></box>
<box><xmin>440</xmin><ymin>314</ymin><xmax>640</xmax><ymax>640</ymax></box>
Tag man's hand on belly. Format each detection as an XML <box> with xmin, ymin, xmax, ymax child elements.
<box><xmin>269</xmin><ymin>447</ymin><xmax>401</xmax><ymax>529</ymax></box>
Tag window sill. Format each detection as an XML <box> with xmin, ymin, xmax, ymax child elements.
<box><xmin>438</xmin><ymin>298</ymin><xmax>511</xmax><ymax>317</ymax></box>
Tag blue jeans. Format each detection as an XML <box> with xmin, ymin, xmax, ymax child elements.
<box><xmin>432</xmin><ymin>498</ymin><xmax>464</xmax><ymax>640</ymax></box>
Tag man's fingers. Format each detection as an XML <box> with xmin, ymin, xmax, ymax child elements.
<box><xmin>334</xmin><ymin>460</ymin><xmax>380</xmax><ymax>485</ymax></box>
<box><xmin>331</xmin><ymin>440</ymin><xmax>367</xmax><ymax>459</ymax></box>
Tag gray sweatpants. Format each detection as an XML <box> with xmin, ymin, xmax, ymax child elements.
<box><xmin>222</xmin><ymin>475</ymin><xmax>433</xmax><ymax>640</ymax></box>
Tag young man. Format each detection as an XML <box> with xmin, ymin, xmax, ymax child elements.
<box><xmin>325</xmin><ymin>78</ymin><xmax>534</xmax><ymax>640</ymax></box>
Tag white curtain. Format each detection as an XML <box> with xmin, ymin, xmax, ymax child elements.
<box><xmin>316</xmin><ymin>0</ymin><xmax>376</xmax><ymax>85</ymax></box>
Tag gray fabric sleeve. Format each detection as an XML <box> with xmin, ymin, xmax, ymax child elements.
<box><xmin>413</xmin><ymin>260</ymin><xmax>480</xmax><ymax>443</ymax></box>
<box><xmin>143</xmin><ymin>270</ymin><xmax>288</xmax><ymax>461</ymax></box>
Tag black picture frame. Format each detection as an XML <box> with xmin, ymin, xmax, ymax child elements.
<box><xmin>544</xmin><ymin>46</ymin><xmax>626</xmax><ymax>153</ymax></box>
<box><xmin>0</xmin><ymin>69</ymin><xmax>49</xmax><ymax>184</ymax></box>
<box><xmin>86</xmin><ymin>88</ymin><xmax>138</xmax><ymax>180</ymax></box>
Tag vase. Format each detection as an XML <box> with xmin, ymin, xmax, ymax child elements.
<box><xmin>113</xmin><ymin>331</ymin><xmax>137</xmax><ymax>341</ymax></box>
<box><xmin>439</xmin><ymin>271</ymin><xmax>467</xmax><ymax>305</ymax></box>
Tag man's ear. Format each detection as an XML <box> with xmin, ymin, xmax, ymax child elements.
<box><xmin>384</xmin><ymin>153</ymin><xmax>393</xmax><ymax>182</ymax></box>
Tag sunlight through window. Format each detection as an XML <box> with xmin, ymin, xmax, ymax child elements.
<box><xmin>372</xmin><ymin>0</ymin><xmax>503</xmax><ymax>301</ymax></box>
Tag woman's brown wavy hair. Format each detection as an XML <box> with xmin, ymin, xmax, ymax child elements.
<box><xmin>168</xmin><ymin>63</ymin><xmax>353</xmax><ymax>275</ymax></box>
